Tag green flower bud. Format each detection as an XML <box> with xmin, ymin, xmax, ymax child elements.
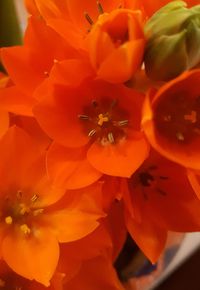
<box><xmin>144</xmin><ymin>1</ymin><xmax>200</xmax><ymax>81</ymax></box>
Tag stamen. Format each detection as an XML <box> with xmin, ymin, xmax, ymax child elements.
<box><xmin>5</xmin><ymin>216</ymin><xmax>13</xmax><ymax>225</ymax></box>
<box><xmin>16</xmin><ymin>190</ymin><xmax>22</xmax><ymax>199</ymax></box>
<box><xmin>117</xmin><ymin>120</ymin><xmax>128</xmax><ymax>126</ymax></box>
<box><xmin>31</xmin><ymin>194</ymin><xmax>39</xmax><ymax>203</ymax></box>
<box><xmin>84</xmin><ymin>12</ymin><xmax>94</xmax><ymax>25</ymax></box>
<box><xmin>88</xmin><ymin>129</ymin><xmax>97</xmax><ymax>137</ymax></box>
<box><xmin>0</xmin><ymin>279</ymin><xmax>5</xmax><ymax>287</ymax></box>
<box><xmin>20</xmin><ymin>224</ymin><xmax>31</xmax><ymax>235</ymax></box>
<box><xmin>92</xmin><ymin>100</ymin><xmax>98</xmax><ymax>107</ymax></box>
<box><xmin>33</xmin><ymin>209</ymin><xmax>44</xmax><ymax>216</ymax></box>
<box><xmin>184</xmin><ymin>110</ymin><xmax>197</xmax><ymax>123</ymax></box>
<box><xmin>156</xmin><ymin>188</ymin><xmax>167</xmax><ymax>196</ymax></box>
<box><xmin>78</xmin><ymin>114</ymin><xmax>89</xmax><ymax>120</ymax></box>
<box><xmin>108</xmin><ymin>132</ymin><xmax>115</xmax><ymax>143</ymax></box>
<box><xmin>98</xmin><ymin>114</ymin><xmax>109</xmax><ymax>126</ymax></box>
<box><xmin>19</xmin><ymin>203</ymin><xmax>30</xmax><ymax>215</ymax></box>
<box><xmin>176</xmin><ymin>132</ymin><xmax>185</xmax><ymax>141</ymax></box>
<box><xmin>97</xmin><ymin>1</ymin><xmax>104</xmax><ymax>14</ymax></box>
<box><xmin>110</xmin><ymin>99</ymin><xmax>117</xmax><ymax>109</ymax></box>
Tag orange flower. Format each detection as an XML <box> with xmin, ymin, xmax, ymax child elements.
<box><xmin>0</xmin><ymin>126</ymin><xmax>104</xmax><ymax>285</ymax></box>
<box><xmin>142</xmin><ymin>69</ymin><xmax>200</xmax><ymax>170</ymax></box>
<box><xmin>34</xmin><ymin>79</ymin><xmax>149</xmax><ymax>188</ymax></box>
<box><xmin>86</xmin><ymin>8</ymin><xmax>145</xmax><ymax>83</ymax></box>
<box><xmin>0</xmin><ymin>15</ymin><xmax>78</xmax><ymax>116</ymax></box>
<box><xmin>121</xmin><ymin>150</ymin><xmax>200</xmax><ymax>262</ymax></box>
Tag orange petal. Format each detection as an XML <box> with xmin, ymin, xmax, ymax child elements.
<box><xmin>125</xmin><ymin>211</ymin><xmax>167</xmax><ymax>263</ymax></box>
<box><xmin>1</xmin><ymin>46</ymin><xmax>44</xmax><ymax>95</ymax></box>
<box><xmin>49</xmin><ymin>59</ymin><xmax>94</xmax><ymax>87</ymax></box>
<box><xmin>44</xmin><ymin>208</ymin><xmax>103</xmax><ymax>243</ymax></box>
<box><xmin>65</xmin><ymin>255</ymin><xmax>124</xmax><ymax>290</ymax></box>
<box><xmin>187</xmin><ymin>169</ymin><xmax>200</xmax><ymax>200</ymax></box>
<box><xmin>87</xmin><ymin>135</ymin><xmax>149</xmax><ymax>177</ymax></box>
<box><xmin>47</xmin><ymin>142</ymin><xmax>102</xmax><ymax>189</ymax></box>
<box><xmin>33</xmin><ymin>84</ymin><xmax>91</xmax><ymax>148</ymax></box>
<box><xmin>97</xmin><ymin>40</ymin><xmax>144</xmax><ymax>83</ymax></box>
<box><xmin>2</xmin><ymin>229</ymin><xmax>59</xmax><ymax>286</ymax></box>
<box><xmin>0</xmin><ymin>86</ymin><xmax>35</xmax><ymax>116</ymax></box>
<box><xmin>0</xmin><ymin>126</ymin><xmax>42</xmax><ymax>190</ymax></box>
<box><xmin>0</xmin><ymin>110</ymin><xmax>9</xmax><ymax>139</ymax></box>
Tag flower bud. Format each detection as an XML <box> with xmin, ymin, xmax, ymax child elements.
<box><xmin>144</xmin><ymin>1</ymin><xmax>200</xmax><ymax>81</ymax></box>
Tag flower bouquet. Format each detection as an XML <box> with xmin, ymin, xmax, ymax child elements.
<box><xmin>0</xmin><ymin>0</ymin><xmax>200</xmax><ymax>289</ymax></box>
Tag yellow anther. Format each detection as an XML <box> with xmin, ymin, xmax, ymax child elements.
<box><xmin>31</xmin><ymin>194</ymin><xmax>38</xmax><ymax>203</ymax></box>
<box><xmin>33</xmin><ymin>209</ymin><xmax>44</xmax><ymax>216</ymax></box>
<box><xmin>19</xmin><ymin>203</ymin><xmax>30</xmax><ymax>215</ymax></box>
<box><xmin>20</xmin><ymin>224</ymin><xmax>31</xmax><ymax>235</ymax></box>
<box><xmin>5</xmin><ymin>216</ymin><xmax>13</xmax><ymax>225</ymax></box>
<box><xmin>98</xmin><ymin>113</ymin><xmax>109</xmax><ymax>126</ymax></box>
<box><xmin>184</xmin><ymin>110</ymin><xmax>197</xmax><ymax>123</ymax></box>
<box><xmin>0</xmin><ymin>278</ymin><xmax>5</xmax><ymax>287</ymax></box>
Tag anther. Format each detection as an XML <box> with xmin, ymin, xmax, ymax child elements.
<box><xmin>108</xmin><ymin>132</ymin><xmax>115</xmax><ymax>143</ymax></box>
<box><xmin>33</xmin><ymin>209</ymin><xmax>44</xmax><ymax>216</ymax></box>
<box><xmin>31</xmin><ymin>194</ymin><xmax>39</xmax><ymax>203</ymax></box>
<box><xmin>88</xmin><ymin>129</ymin><xmax>97</xmax><ymax>137</ymax></box>
<box><xmin>16</xmin><ymin>190</ymin><xmax>22</xmax><ymax>199</ymax></box>
<box><xmin>84</xmin><ymin>12</ymin><xmax>94</xmax><ymax>25</ymax></box>
<box><xmin>78</xmin><ymin>114</ymin><xmax>89</xmax><ymax>120</ymax></box>
<box><xmin>5</xmin><ymin>216</ymin><xmax>13</xmax><ymax>225</ymax></box>
<box><xmin>98</xmin><ymin>114</ymin><xmax>109</xmax><ymax>126</ymax></box>
<box><xmin>184</xmin><ymin>110</ymin><xmax>197</xmax><ymax>123</ymax></box>
<box><xmin>117</xmin><ymin>120</ymin><xmax>128</xmax><ymax>126</ymax></box>
<box><xmin>20</xmin><ymin>224</ymin><xmax>31</xmax><ymax>235</ymax></box>
<box><xmin>19</xmin><ymin>204</ymin><xmax>30</xmax><ymax>215</ymax></box>
<box><xmin>176</xmin><ymin>132</ymin><xmax>185</xmax><ymax>141</ymax></box>
<box><xmin>97</xmin><ymin>1</ymin><xmax>104</xmax><ymax>14</ymax></box>
<box><xmin>92</xmin><ymin>100</ymin><xmax>98</xmax><ymax>107</ymax></box>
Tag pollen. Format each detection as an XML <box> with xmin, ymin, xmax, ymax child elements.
<box><xmin>20</xmin><ymin>224</ymin><xmax>31</xmax><ymax>235</ymax></box>
<box><xmin>5</xmin><ymin>216</ymin><xmax>13</xmax><ymax>225</ymax></box>
<box><xmin>98</xmin><ymin>114</ymin><xmax>109</xmax><ymax>126</ymax></box>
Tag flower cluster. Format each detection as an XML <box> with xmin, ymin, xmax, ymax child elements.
<box><xmin>0</xmin><ymin>0</ymin><xmax>200</xmax><ymax>289</ymax></box>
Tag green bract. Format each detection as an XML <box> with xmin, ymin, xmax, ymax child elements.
<box><xmin>144</xmin><ymin>1</ymin><xmax>200</xmax><ymax>81</ymax></box>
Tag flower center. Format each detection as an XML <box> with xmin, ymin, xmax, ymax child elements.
<box><xmin>78</xmin><ymin>99</ymin><xmax>129</xmax><ymax>145</ymax></box>
<box><xmin>154</xmin><ymin>93</ymin><xmax>200</xmax><ymax>144</ymax></box>
<box><xmin>129</xmin><ymin>165</ymin><xmax>168</xmax><ymax>199</ymax></box>
<box><xmin>2</xmin><ymin>191</ymin><xmax>44</xmax><ymax>236</ymax></box>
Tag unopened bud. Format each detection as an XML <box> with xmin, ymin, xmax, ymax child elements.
<box><xmin>144</xmin><ymin>1</ymin><xmax>200</xmax><ymax>81</ymax></box>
